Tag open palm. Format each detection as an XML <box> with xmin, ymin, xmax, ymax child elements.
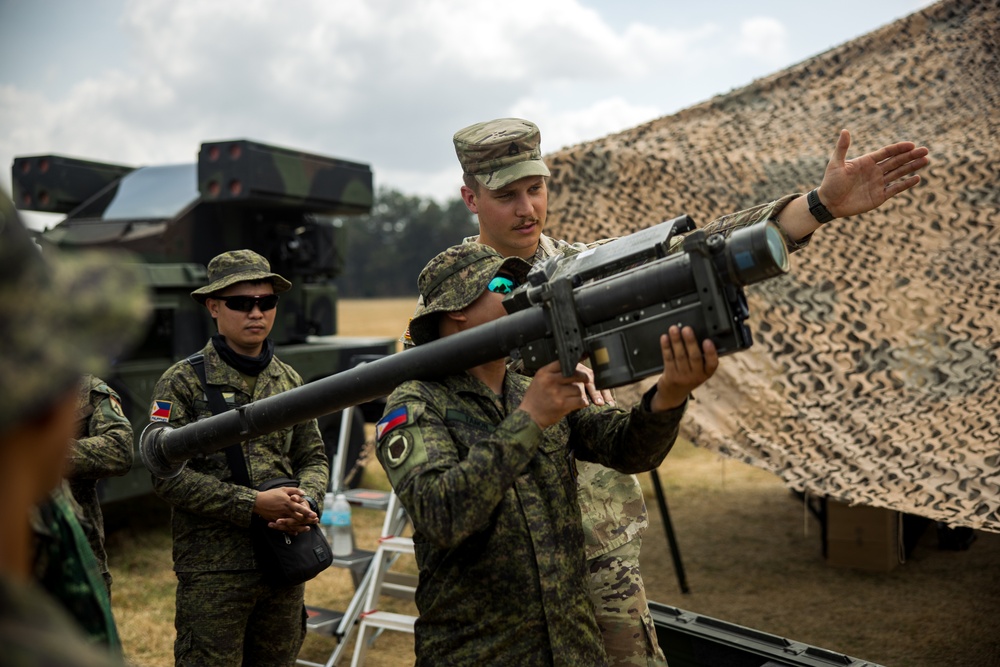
<box><xmin>820</xmin><ymin>129</ymin><xmax>930</xmax><ymax>218</ymax></box>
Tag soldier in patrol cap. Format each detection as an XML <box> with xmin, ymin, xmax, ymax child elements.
<box><xmin>378</xmin><ymin>242</ymin><xmax>718</xmax><ymax>666</ymax></box>
<box><xmin>0</xmin><ymin>188</ymin><xmax>149</xmax><ymax>666</ymax></box>
<box><xmin>148</xmin><ymin>248</ymin><xmax>327</xmax><ymax>667</ymax></box>
<box><xmin>410</xmin><ymin>116</ymin><xmax>931</xmax><ymax>666</ymax></box>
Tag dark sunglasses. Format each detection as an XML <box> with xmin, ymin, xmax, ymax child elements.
<box><xmin>487</xmin><ymin>274</ymin><xmax>518</xmax><ymax>295</ymax></box>
<box><xmin>218</xmin><ymin>294</ymin><xmax>280</xmax><ymax>312</ymax></box>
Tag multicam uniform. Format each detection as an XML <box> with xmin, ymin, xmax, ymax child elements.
<box><xmin>149</xmin><ymin>341</ymin><xmax>328</xmax><ymax>667</ymax></box>
<box><xmin>376</xmin><ymin>368</ymin><xmax>686</xmax><ymax>666</ymax></box>
<box><xmin>66</xmin><ymin>375</ymin><xmax>133</xmax><ymax>592</ymax></box>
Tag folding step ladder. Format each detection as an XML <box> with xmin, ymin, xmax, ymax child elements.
<box><xmin>297</xmin><ymin>395</ymin><xmax>413</xmax><ymax>667</ymax></box>
<box><xmin>350</xmin><ymin>519</ymin><xmax>417</xmax><ymax>667</ymax></box>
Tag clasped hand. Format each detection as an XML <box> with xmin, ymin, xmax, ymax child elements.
<box><xmin>254</xmin><ymin>486</ymin><xmax>319</xmax><ymax>535</ymax></box>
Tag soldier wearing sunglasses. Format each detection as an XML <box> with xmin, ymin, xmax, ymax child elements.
<box><xmin>147</xmin><ymin>249</ymin><xmax>328</xmax><ymax>667</ymax></box>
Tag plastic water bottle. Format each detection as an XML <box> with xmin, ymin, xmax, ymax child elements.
<box><xmin>330</xmin><ymin>493</ymin><xmax>353</xmax><ymax>557</ymax></box>
<box><xmin>320</xmin><ymin>492</ymin><xmax>335</xmax><ymax>544</ymax></box>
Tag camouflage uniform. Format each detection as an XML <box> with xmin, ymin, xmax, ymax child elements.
<box><xmin>151</xmin><ymin>341</ymin><xmax>327</xmax><ymax>666</ymax></box>
<box><xmin>149</xmin><ymin>250</ymin><xmax>328</xmax><ymax>667</ymax></box>
<box><xmin>380</xmin><ymin>244</ymin><xmax>687</xmax><ymax>666</ymax></box>
<box><xmin>0</xmin><ymin>188</ymin><xmax>148</xmax><ymax>667</ymax></box>
<box><xmin>65</xmin><ymin>374</ymin><xmax>133</xmax><ymax>592</ymax></box>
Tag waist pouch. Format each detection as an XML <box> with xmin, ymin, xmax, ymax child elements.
<box><xmin>252</xmin><ymin>477</ymin><xmax>333</xmax><ymax>586</ymax></box>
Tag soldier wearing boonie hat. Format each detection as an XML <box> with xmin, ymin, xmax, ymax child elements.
<box><xmin>375</xmin><ymin>240</ymin><xmax>708</xmax><ymax>666</ymax></box>
<box><xmin>0</xmin><ymin>188</ymin><xmax>149</xmax><ymax>666</ymax></box>
<box><xmin>190</xmin><ymin>249</ymin><xmax>292</xmax><ymax>304</ymax></box>
<box><xmin>150</xmin><ymin>247</ymin><xmax>327</xmax><ymax>666</ymax></box>
<box><xmin>406</xmin><ymin>243</ymin><xmax>531</xmax><ymax>346</ymax></box>
<box><xmin>453</xmin><ymin>118</ymin><xmax>551</xmax><ymax>191</ymax></box>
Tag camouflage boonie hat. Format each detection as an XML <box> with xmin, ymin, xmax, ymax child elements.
<box><xmin>0</xmin><ymin>189</ymin><xmax>150</xmax><ymax>436</ymax></box>
<box><xmin>190</xmin><ymin>249</ymin><xmax>292</xmax><ymax>303</ymax></box>
<box><xmin>453</xmin><ymin>118</ymin><xmax>551</xmax><ymax>190</ymax></box>
<box><xmin>408</xmin><ymin>243</ymin><xmax>531</xmax><ymax>346</ymax></box>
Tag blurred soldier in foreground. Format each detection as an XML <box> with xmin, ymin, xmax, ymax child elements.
<box><xmin>0</xmin><ymin>190</ymin><xmax>149</xmax><ymax>665</ymax></box>
<box><xmin>148</xmin><ymin>249</ymin><xmax>328</xmax><ymax>667</ymax></box>
<box><xmin>377</xmin><ymin>243</ymin><xmax>718</xmax><ymax>666</ymax></box>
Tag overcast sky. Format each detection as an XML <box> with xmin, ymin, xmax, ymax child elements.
<box><xmin>1</xmin><ymin>0</ymin><xmax>935</xmax><ymax>229</ymax></box>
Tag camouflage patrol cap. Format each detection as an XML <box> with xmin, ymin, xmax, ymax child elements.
<box><xmin>453</xmin><ymin>118</ymin><xmax>551</xmax><ymax>190</ymax></box>
<box><xmin>408</xmin><ymin>243</ymin><xmax>531</xmax><ymax>346</ymax></box>
<box><xmin>190</xmin><ymin>249</ymin><xmax>292</xmax><ymax>303</ymax></box>
<box><xmin>0</xmin><ymin>189</ymin><xmax>150</xmax><ymax>436</ymax></box>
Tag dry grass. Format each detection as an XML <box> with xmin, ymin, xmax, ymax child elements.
<box><xmin>106</xmin><ymin>298</ymin><xmax>1000</xmax><ymax>667</ymax></box>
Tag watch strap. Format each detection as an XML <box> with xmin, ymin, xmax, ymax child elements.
<box><xmin>302</xmin><ymin>495</ymin><xmax>319</xmax><ymax>514</ymax></box>
<box><xmin>807</xmin><ymin>189</ymin><xmax>835</xmax><ymax>224</ymax></box>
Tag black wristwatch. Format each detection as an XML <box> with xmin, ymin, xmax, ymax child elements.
<box><xmin>807</xmin><ymin>189</ymin><xmax>835</xmax><ymax>224</ymax></box>
<box><xmin>301</xmin><ymin>495</ymin><xmax>319</xmax><ymax>514</ymax></box>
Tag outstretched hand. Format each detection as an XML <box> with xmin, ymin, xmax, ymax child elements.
<box><xmin>650</xmin><ymin>325</ymin><xmax>719</xmax><ymax>412</ymax></box>
<box><xmin>818</xmin><ymin>129</ymin><xmax>930</xmax><ymax>218</ymax></box>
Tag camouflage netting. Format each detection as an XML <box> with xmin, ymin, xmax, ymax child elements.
<box><xmin>544</xmin><ymin>0</ymin><xmax>1000</xmax><ymax>532</ymax></box>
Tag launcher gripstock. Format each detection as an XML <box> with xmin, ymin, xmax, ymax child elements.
<box><xmin>502</xmin><ymin>214</ymin><xmax>790</xmax><ymax>389</ymax></box>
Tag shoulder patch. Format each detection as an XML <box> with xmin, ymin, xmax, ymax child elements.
<box><xmin>150</xmin><ymin>400</ymin><xmax>172</xmax><ymax>423</ymax></box>
<box><xmin>383</xmin><ymin>431</ymin><xmax>413</xmax><ymax>468</ymax></box>
<box><xmin>109</xmin><ymin>394</ymin><xmax>125</xmax><ymax>419</ymax></box>
<box><xmin>376</xmin><ymin>406</ymin><xmax>410</xmax><ymax>440</ymax></box>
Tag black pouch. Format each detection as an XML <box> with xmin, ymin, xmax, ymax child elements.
<box><xmin>252</xmin><ymin>477</ymin><xmax>333</xmax><ymax>587</ymax></box>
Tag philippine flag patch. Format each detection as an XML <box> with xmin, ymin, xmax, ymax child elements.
<box><xmin>150</xmin><ymin>400</ymin><xmax>173</xmax><ymax>423</ymax></box>
<box><xmin>376</xmin><ymin>406</ymin><xmax>409</xmax><ymax>440</ymax></box>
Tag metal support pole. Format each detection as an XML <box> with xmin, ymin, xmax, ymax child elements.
<box><xmin>648</xmin><ymin>468</ymin><xmax>690</xmax><ymax>594</ymax></box>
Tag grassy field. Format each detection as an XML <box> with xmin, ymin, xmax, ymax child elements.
<box><xmin>106</xmin><ymin>298</ymin><xmax>1000</xmax><ymax>667</ymax></box>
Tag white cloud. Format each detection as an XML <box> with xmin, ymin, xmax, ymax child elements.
<box><xmin>2</xmin><ymin>0</ymin><xmax>923</xmax><ymax>210</ymax></box>
<box><xmin>2</xmin><ymin>0</ymin><xmax>717</xmax><ymax>206</ymax></box>
<box><xmin>734</xmin><ymin>17</ymin><xmax>790</xmax><ymax>66</ymax></box>
<box><xmin>511</xmin><ymin>96</ymin><xmax>662</xmax><ymax>153</ymax></box>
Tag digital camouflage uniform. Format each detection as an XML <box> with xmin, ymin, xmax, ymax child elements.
<box><xmin>150</xmin><ymin>341</ymin><xmax>328</xmax><ymax>667</ymax></box>
<box><xmin>397</xmin><ymin>224</ymin><xmax>807</xmax><ymax>666</ymax></box>
<box><xmin>381</xmin><ymin>360</ymin><xmax>687</xmax><ymax>667</ymax></box>
<box><xmin>66</xmin><ymin>374</ymin><xmax>133</xmax><ymax>592</ymax></box>
<box><xmin>381</xmin><ymin>244</ymin><xmax>687</xmax><ymax>666</ymax></box>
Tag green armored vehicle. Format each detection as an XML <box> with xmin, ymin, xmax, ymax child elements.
<box><xmin>11</xmin><ymin>139</ymin><xmax>396</xmax><ymax>503</ymax></box>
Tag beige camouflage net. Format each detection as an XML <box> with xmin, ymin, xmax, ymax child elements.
<box><xmin>544</xmin><ymin>0</ymin><xmax>1000</xmax><ymax>532</ymax></box>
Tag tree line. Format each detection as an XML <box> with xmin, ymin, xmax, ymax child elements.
<box><xmin>334</xmin><ymin>188</ymin><xmax>479</xmax><ymax>298</ymax></box>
